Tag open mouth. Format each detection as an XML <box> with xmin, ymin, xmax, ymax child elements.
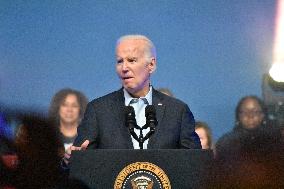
<box><xmin>123</xmin><ymin>76</ymin><xmax>133</xmax><ymax>80</ymax></box>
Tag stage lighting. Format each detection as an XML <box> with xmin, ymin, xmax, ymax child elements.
<box><xmin>270</xmin><ymin>0</ymin><xmax>284</xmax><ymax>82</ymax></box>
<box><xmin>262</xmin><ymin>74</ymin><xmax>284</xmax><ymax>127</ymax></box>
<box><xmin>269</xmin><ymin>63</ymin><xmax>284</xmax><ymax>82</ymax></box>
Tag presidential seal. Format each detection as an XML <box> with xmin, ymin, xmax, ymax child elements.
<box><xmin>114</xmin><ymin>162</ymin><xmax>171</xmax><ymax>189</ymax></box>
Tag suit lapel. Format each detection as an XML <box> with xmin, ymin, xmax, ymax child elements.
<box><xmin>110</xmin><ymin>89</ymin><xmax>133</xmax><ymax>148</ymax></box>
<box><xmin>148</xmin><ymin>89</ymin><xmax>166</xmax><ymax>148</ymax></box>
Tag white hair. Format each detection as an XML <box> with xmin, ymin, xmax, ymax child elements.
<box><xmin>116</xmin><ymin>34</ymin><xmax>157</xmax><ymax>61</ymax></box>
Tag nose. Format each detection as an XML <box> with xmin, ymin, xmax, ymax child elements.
<box><xmin>121</xmin><ymin>61</ymin><xmax>129</xmax><ymax>72</ymax></box>
<box><xmin>247</xmin><ymin>113</ymin><xmax>255</xmax><ymax>119</ymax></box>
<box><xmin>66</xmin><ymin>105</ymin><xmax>74</xmax><ymax>112</ymax></box>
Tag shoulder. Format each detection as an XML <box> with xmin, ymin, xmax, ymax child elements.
<box><xmin>88</xmin><ymin>89</ymin><xmax>123</xmax><ymax>106</ymax></box>
<box><xmin>153</xmin><ymin>89</ymin><xmax>189</xmax><ymax>109</ymax></box>
<box><xmin>215</xmin><ymin>130</ymin><xmax>241</xmax><ymax>151</ymax></box>
<box><xmin>216</xmin><ymin>130</ymin><xmax>240</xmax><ymax>143</ymax></box>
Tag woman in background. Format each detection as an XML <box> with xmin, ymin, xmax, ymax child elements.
<box><xmin>213</xmin><ymin>95</ymin><xmax>283</xmax><ymax>188</ymax></box>
<box><xmin>49</xmin><ymin>88</ymin><xmax>88</xmax><ymax>151</ymax></box>
<box><xmin>215</xmin><ymin>95</ymin><xmax>269</xmax><ymax>159</ymax></box>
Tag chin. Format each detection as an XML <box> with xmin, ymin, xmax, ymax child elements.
<box><xmin>246</xmin><ymin>126</ymin><xmax>259</xmax><ymax>130</ymax></box>
<box><xmin>62</xmin><ymin>119</ymin><xmax>78</xmax><ymax>124</ymax></box>
<box><xmin>124</xmin><ymin>86</ymin><xmax>135</xmax><ymax>92</ymax></box>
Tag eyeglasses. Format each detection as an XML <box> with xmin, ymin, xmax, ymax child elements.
<box><xmin>239</xmin><ymin>110</ymin><xmax>263</xmax><ymax>117</ymax></box>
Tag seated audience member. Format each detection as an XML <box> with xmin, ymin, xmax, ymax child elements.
<box><xmin>49</xmin><ymin>88</ymin><xmax>88</xmax><ymax>151</ymax></box>
<box><xmin>212</xmin><ymin>95</ymin><xmax>284</xmax><ymax>188</ymax></box>
<box><xmin>195</xmin><ymin>121</ymin><xmax>213</xmax><ymax>150</ymax></box>
<box><xmin>157</xmin><ymin>88</ymin><xmax>174</xmax><ymax>97</ymax></box>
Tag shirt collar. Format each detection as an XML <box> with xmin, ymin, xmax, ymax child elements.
<box><xmin>123</xmin><ymin>86</ymin><xmax>153</xmax><ymax>106</ymax></box>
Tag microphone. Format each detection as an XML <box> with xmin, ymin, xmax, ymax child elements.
<box><xmin>124</xmin><ymin>106</ymin><xmax>139</xmax><ymax>141</ymax></box>
<box><xmin>145</xmin><ymin>105</ymin><xmax>158</xmax><ymax>129</ymax></box>
<box><xmin>143</xmin><ymin>105</ymin><xmax>158</xmax><ymax>141</ymax></box>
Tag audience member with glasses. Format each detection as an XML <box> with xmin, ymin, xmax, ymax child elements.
<box><xmin>212</xmin><ymin>95</ymin><xmax>283</xmax><ymax>188</ymax></box>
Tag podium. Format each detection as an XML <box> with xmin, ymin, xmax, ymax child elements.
<box><xmin>69</xmin><ymin>149</ymin><xmax>213</xmax><ymax>189</ymax></box>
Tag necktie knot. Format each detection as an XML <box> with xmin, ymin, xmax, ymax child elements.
<box><xmin>129</xmin><ymin>98</ymin><xmax>149</xmax><ymax>105</ymax></box>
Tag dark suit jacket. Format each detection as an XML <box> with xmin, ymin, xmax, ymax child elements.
<box><xmin>74</xmin><ymin>88</ymin><xmax>201</xmax><ymax>149</ymax></box>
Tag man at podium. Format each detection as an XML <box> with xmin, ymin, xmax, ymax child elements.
<box><xmin>63</xmin><ymin>34</ymin><xmax>201</xmax><ymax>164</ymax></box>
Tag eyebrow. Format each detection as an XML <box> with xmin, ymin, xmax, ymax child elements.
<box><xmin>127</xmin><ymin>57</ymin><xmax>138</xmax><ymax>60</ymax></box>
<box><xmin>116</xmin><ymin>56</ymin><xmax>138</xmax><ymax>60</ymax></box>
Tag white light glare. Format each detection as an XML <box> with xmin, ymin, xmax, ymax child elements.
<box><xmin>269</xmin><ymin>63</ymin><xmax>284</xmax><ymax>82</ymax></box>
<box><xmin>270</xmin><ymin>0</ymin><xmax>284</xmax><ymax>82</ymax></box>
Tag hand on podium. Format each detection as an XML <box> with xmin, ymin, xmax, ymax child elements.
<box><xmin>63</xmin><ymin>140</ymin><xmax>89</xmax><ymax>166</ymax></box>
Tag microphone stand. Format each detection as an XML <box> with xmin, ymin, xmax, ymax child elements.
<box><xmin>138</xmin><ymin>129</ymin><xmax>144</xmax><ymax>149</ymax></box>
<box><xmin>128</xmin><ymin>123</ymin><xmax>155</xmax><ymax>149</ymax></box>
<box><xmin>125</xmin><ymin>105</ymin><xmax>157</xmax><ymax>149</ymax></box>
<box><xmin>141</xmin><ymin>124</ymin><xmax>155</xmax><ymax>143</ymax></box>
<box><xmin>135</xmin><ymin>123</ymin><xmax>156</xmax><ymax>149</ymax></box>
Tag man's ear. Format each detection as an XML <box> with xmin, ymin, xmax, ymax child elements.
<box><xmin>148</xmin><ymin>58</ymin><xmax>156</xmax><ymax>74</ymax></box>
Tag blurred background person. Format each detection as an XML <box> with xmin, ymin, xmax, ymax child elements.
<box><xmin>14</xmin><ymin>115</ymin><xmax>65</xmax><ymax>188</ymax></box>
<box><xmin>49</xmin><ymin>88</ymin><xmax>88</xmax><ymax>151</ymax></box>
<box><xmin>215</xmin><ymin>95</ymin><xmax>269</xmax><ymax>159</ymax></box>
<box><xmin>157</xmin><ymin>88</ymin><xmax>174</xmax><ymax>97</ymax></box>
<box><xmin>212</xmin><ymin>95</ymin><xmax>283</xmax><ymax>188</ymax></box>
<box><xmin>195</xmin><ymin>121</ymin><xmax>213</xmax><ymax>150</ymax></box>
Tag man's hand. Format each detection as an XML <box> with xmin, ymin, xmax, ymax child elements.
<box><xmin>63</xmin><ymin>140</ymin><xmax>90</xmax><ymax>165</ymax></box>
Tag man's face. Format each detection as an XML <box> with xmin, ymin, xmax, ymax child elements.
<box><xmin>116</xmin><ymin>39</ymin><xmax>156</xmax><ymax>97</ymax></box>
